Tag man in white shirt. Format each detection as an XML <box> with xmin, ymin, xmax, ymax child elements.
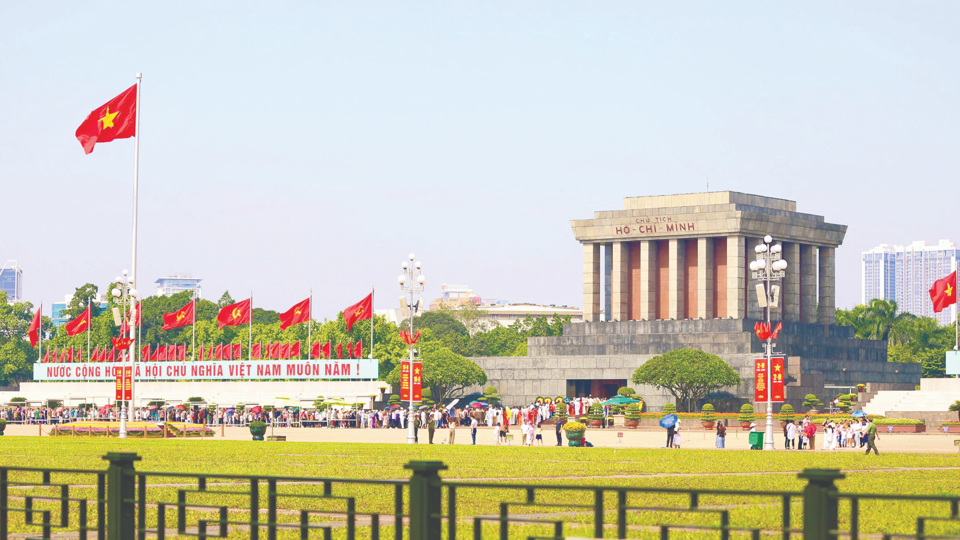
<box><xmin>470</xmin><ymin>417</ymin><xmax>478</xmax><ymax>445</ymax></box>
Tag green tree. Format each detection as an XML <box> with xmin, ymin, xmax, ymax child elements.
<box><xmin>631</xmin><ymin>348</ymin><xmax>741</xmax><ymax>412</ymax></box>
<box><xmin>0</xmin><ymin>293</ymin><xmax>42</xmax><ymax>384</ymax></box>
<box><xmin>384</xmin><ymin>341</ymin><xmax>487</xmax><ymax>406</ymax></box>
<box><xmin>864</xmin><ymin>299</ymin><xmax>914</xmax><ymax>343</ymax></box>
<box><xmin>218</xmin><ymin>291</ymin><xmax>235</xmax><ymax>308</ymax></box>
<box><xmin>61</xmin><ymin>283</ymin><xmax>102</xmax><ymax>320</ymax></box>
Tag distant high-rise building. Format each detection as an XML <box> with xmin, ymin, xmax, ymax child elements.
<box><xmin>51</xmin><ymin>294</ymin><xmax>109</xmax><ymax>326</ymax></box>
<box><xmin>154</xmin><ymin>276</ymin><xmax>202</xmax><ymax>298</ymax></box>
<box><xmin>862</xmin><ymin>240</ymin><xmax>958</xmax><ymax>325</ymax></box>
<box><xmin>0</xmin><ymin>261</ymin><xmax>23</xmax><ymax>304</ymax></box>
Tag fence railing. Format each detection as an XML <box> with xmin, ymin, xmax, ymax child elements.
<box><xmin>2</xmin><ymin>453</ymin><xmax>960</xmax><ymax>540</ymax></box>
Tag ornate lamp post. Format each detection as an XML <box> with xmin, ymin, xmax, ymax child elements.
<box><xmin>749</xmin><ymin>235</ymin><xmax>788</xmax><ymax>451</ymax></box>
<box><xmin>398</xmin><ymin>253</ymin><xmax>425</xmax><ymax>445</ymax></box>
<box><xmin>110</xmin><ymin>270</ymin><xmax>139</xmax><ymax>439</ymax></box>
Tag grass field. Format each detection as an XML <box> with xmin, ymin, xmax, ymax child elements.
<box><xmin>2</xmin><ymin>438</ymin><xmax>960</xmax><ymax>538</ymax></box>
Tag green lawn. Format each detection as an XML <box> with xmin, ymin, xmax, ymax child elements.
<box><xmin>1</xmin><ymin>438</ymin><xmax>959</xmax><ymax>538</ymax></box>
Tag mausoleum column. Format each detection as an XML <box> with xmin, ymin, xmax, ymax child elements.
<box><xmin>668</xmin><ymin>239</ymin><xmax>685</xmax><ymax>319</ymax></box>
<box><xmin>610</xmin><ymin>242</ymin><xmax>629</xmax><ymax>321</ymax></box>
<box><xmin>799</xmin><ymin>244</ymin><xmax>818</xmax><ymax>324</ymax></box>
<box><xmin>697</xmin><ymin>237</ymin><xmax>714</xmax><ymax>319</ymax></box>
<box><xmin>783</xmin><ymin>242</ymin><xmax>800</xmax><ymax>322</ymax></box>
<box><xmin>726</xmin><ymin>236</ymin><xmax>746</xmax><ymax>319</ymax></box>
<box><xmin>818</xmin><ymin>246</ymin><xmax>836</xmax><ymax>325</ymax></box>
<box><xmin>583</xmin><ymin>243</ymin><xmax>601</xmax><ymax>322</ymax></box>
<box><xmin>639</xmin><ymin>240</ymin><xmax>657</xmax><ymax>320</ymax></box>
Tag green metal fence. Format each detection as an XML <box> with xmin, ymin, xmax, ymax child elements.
<box><xmin>1</xmin><ymin>452</ymin><xmax>959</xmax><ymax>540</ymax></box>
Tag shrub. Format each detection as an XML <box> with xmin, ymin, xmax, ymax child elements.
<box><xmin>46</xmin><ymin>400</ymin><xmax>62</xmax><ymax>409</ymax></box>
<box><xmin>625</xmin><ymin>403</ymin><xmax>641</xmax><ymax>421</ymax></box>
<box><xmin>588</xmin><ymin>403</ymin><xmax>604</xmax><ymax>421</ymax></box>
<box><xmin>856</xmin><ymin>384</ymin><xmax>866</xmax><ymax>390</ymax></box>
<box><xmin>871</xmin><ymin>418</ymin><xmax>924</xmax><ymax>425</ymax></box>
<box><xmin>563</xmin><ymin>421</ymin><xmax>587</xmax><ymax>432</ymax></box>
<box><xmin>802</xmin><ymin>394</ymin><xmax>822</xmax><ymax>411</ymax></box>
<box><xmin>700</xmin><ymin>404</ymin><xmax>716</xmax><ymax>423</ymax></box>
<box><xmin>662</xmin><ymin>403</ymin><xmax>677</xmax><ymax>414</ymax></box>
<box><xmin>248</xmin><ymin>420</ymin><xmax>267</xmax><ymax>431</ymax></box>
<box><xmin>779</xmin><ymin>404</ymin><xmax>795</xmax><ymax>422</ymax></box>
<box><xmin>187</xmin><ymin>397</ymin><xmax>205</xmax><ymax>403</ymax></box>
<box><xmin>387</xmin><ymin>394</ymin><xmax>401</xmax><ymax>405</ymax></box>
<box><xmin>617</xmin><ymin>387</ymin><xmax>637</xmax><ymax>397</ymax></box>
<box><xmin>739</xmin><ymin>404</ymin><xmax>755</xmax><ymax>423</ymax></box>
<box><xmin>10</xmin><ymin>397</ymin><xmax>26</xmax><ymax>403</ymax></box>
<box><xmin>0</xmin><ymin>419</ymin><xmax>6</xmax><ymax>430</ymax></box>
<box><xmin>555</xmin><ymin>405</ymin><xmax>568</xmax><ymax>423</ymax></box>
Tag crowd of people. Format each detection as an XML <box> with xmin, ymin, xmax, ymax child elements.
<box><xmin>729</xmin><ymin>415</ymin><xmax>880</xmax><ymax>454</ymax></box>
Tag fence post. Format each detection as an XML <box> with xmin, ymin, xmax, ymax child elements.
<box><xmin>103</xmin><ymin>452</ymin><xmax>141</xmax><ymax>540</ymax></box>
<box><xmin>799</xmin><ymin>469</ymin><xmax>844</xmax><ymax>540</ymax></box>
<box><xmin>405</xmin><ymin>461</ymin><xmax>448</xmax><ymax>540</ymax></box>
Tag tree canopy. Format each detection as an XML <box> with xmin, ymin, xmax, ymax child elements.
<box><xmin>384</xmin><ymin>340</ymin><xmax>487</xmax><ymax>406</ymax></box>
<box><xmin>631</xmin><ymin>348</ymin><xmax>741</xmax><ymax>412</ymax></box>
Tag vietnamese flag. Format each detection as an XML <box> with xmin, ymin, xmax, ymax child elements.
<box><xmin>336</xmin><ymin>342</ymin><xmax>343</xmax><ymax>359</ymax></box>
<box><xmin>354</xmin><ymin>340</ymin><xmax>362</xmax><ymax>359</ymax></box>
<box><xmin>224</xmin><ymin>343</ymin><xmax>233</xmax><ymax>360</ymax></box>
<box><xmin>290</xmin><ymin>341</ymin><xmax>300</xmax><ymax>358</ymax></box>
<box><xmin>65</xmin><ymin>308</ymin><xmax>91</xmax><ymax>336</ymax></box>
<box><xmin>310</xmin><ymin>341</ymin><xmax>320</xmax><ymax>359</ymax></box>
<box><xmin>42</xmin><ymin>349</ymin><xmax>50</xmax><ymax>363</ymax></box>
<box><xmin>179</xmin><ymin>345</ymin><xmax>187</xmax><ymax>361</ymax></box>
<box><xmin>28</xmin><ymin>307</ymin><xmax>41</xmax><ymax>348</ymax></box>
<box><xmin>233</xmin><ymin>343</ymin><xmax>242</xmax><ymax>360</ymax></box>
<box><xmin>346</xmin><ymin>341</ymin><xmax>354</xmax><ymax>359</ymax></box>
<box><xmin>151</xmin><ymin>347</ymin><xmax>160</xmax><ymax>362</ymax></box>
<box><xmin>252</xmin><ymin>343</ymin><xmax>262</xmax><ymax>360</ymax></box>
<box><xmin>322</xmin><ymin>342</ymin><xmax>331</xmax><ymax>359</ymax></box>
<box><xmin>343</xmin><ymin>293</ymin><xmax>372</xmax><ymax>331</ymax></box>
<box><xmin>162</xmin><ymin>301</ymin><xmax>195</xmax><ymax>331</ymax></box>
<box><xmin>64</xmin><ymin>348</ymin><xmax>72</xmax><ymax>363</ymax></box>
<box><xmin>76</xmin><ymin>347</ymin><xmax>83</xmax><ymax>363</ymax></box>
<box><xmin>76</xmin><ymin>84</ymin><xmax>137</xmax><ymax>154</ymax></box>
<box><xmin>142</xmin><ymin>344</ymin><xmax>150</xmax><ymax>361</ymax></box>
<box><xmin>91</xmin><ymin>346</ymin><xmax>100</xmax><ymax>362</ymax></box>
<box><xmin>279</xmin><ymin>298</ymin><xmax>310</xmax><ymax>331</ymax></box>
<box><xmin>215</xmin><ymin>344</ymin><xmax>223</xmax><ymax>360</ymax></box>
<box><xmin>270</xmin><ymin>342</ymin><xmax>280</xmax><ymax>359</ymax></box>
<box><xmin>218</xmin><ymin>299</ymin><xmax>251</xmax><ymax>329</ymax></box>
<box><xmin>280</xmin><ymin>343</ymin><xmax>289</xmax><ymax>359</ymax></box>
<box><xmin>930</xmin><ymin>271</ymin><xmax>958</xmax><ymax>313</ymax></box>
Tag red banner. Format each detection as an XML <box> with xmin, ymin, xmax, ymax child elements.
<box><xmin>400</xmin><ymin>361</ymin><xmax>411</xmax><ymax>401</ymax></box>
<box><xmin>755</xmin><ymin>357</ymin><xmax>786</xmax><ymax>403</ymax></box>
<box><xmin>771</xmin><ymin>357</ymin><xmax>786</xmax><ymax>403</ymax></box>
<box><xmin>115</xmin><ymin>366</ymin><xmax>132</xmax><ymax>401</ymax></box>
<box><xmin>411</xmin><ymin>361</ymin><xmax>423</xmax><ymax>402</ymax></box>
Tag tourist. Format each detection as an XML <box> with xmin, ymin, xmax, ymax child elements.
<box><xmin>803</xmin><ymin>420</ymin><xmax>816</xmax><ymax>451</ymax></box>
<box><xmin>672</xmin><ymin>426</ymin><xmax>682</xmax><ymax>449</ymax></box>
<box><xmin>427</xmin><ymin>415</ymin><xmax>436</xmax><ymax>444</ymax></box>
<box><xmin>864</xmin><ymin>417</ymin><xmax>880</xmax><ymax>455</ymax></box>
<box><xmin>448</xmin><ymin>418</ymin><xmax>456</xmax><ymax>444</ymax></box>
<box><xmin>665</xmin><ymin>421</ymin><xmax>675</xmax><ymax>448</ymax></box>
<box><xmin>494</xmin><ymin>422</ymin><xmax>503</xmax><ymax>445</ymax></box>
<box><xmin>555</xmin><ymin>419</ymin><xmax>563</xmax><ymax>446</ymax></box>
<box><xmin>716</xmin><ymin>421</ymin><xmax>726</xmax><ymax>449</ymax></box>
<box><xmin>535</xmin><ymin>423</ymin><xmax>543</xmax><ymax>446</ymax></box>
<box><xmin>470</xmin><ymin>416</ymin><xmax>478</xmax><ymax>445</ymax></box>
<box><xmin>786</xmin><ymin>420</ymin><xmax>797</xmax><ymax>450</ymax></box>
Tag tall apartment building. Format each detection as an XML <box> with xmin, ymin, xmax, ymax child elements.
<box><xmin>0</xmin><ymin>261</ymin><xmax>23</xmax><ymax>304</ymax></box>
<box><xmin>862</xmin><ymin>240</ymin><xmax>958</xmax><ymax>325</ymax></box>
<box><xmin>154</xmin><ymin>276</ymin><xmax>202</xmax><ymax>298</ymax></box>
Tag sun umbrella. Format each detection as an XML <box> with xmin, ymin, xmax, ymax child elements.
<box><xmin>389</xmin><ymin>404</ymin><xmax>402</xmax><ymax>410</ymax></box>
<box><xmin>147</xmin><ymin>405</ymin><xmax>157</xmax><ymax>410</ymax></box>
<box><xmin>274</xmin><ymin>396</ymin><xmax>298</xmax><ymax>409</ymax></box>
<box><xmin>851</xmin><ymin>410</ymin><xmax>867</xmax><ymax>418</ymax></box>
<box><xmin>659</xmin><ymin>414</ymin><xmax>679</xmax><ymax>429</ymax></box>
<box><xmin>602</xmin><ymin>396</ymin><xmax>639</xmax><ymax>406</ymax></box>
<box><xmin>175</xmin><ymin>404</ymin><xmax>187</xmax><ymax>410</ymax></box>
<box><xmin>102</xmin><ymin>404</ymin><xmax>114</xmax><ymax>408</ymax></box>
<box><xmin>470</xmin><ymin>402</ymin><xmax>484</xmax><ymax>408</ymax></box>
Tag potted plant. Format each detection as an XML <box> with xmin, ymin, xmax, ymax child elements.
<box><xmin>554</xmin><ymin>403</ymin><xmax>568</xmax><ymax>426</ymax></box>
<box><xmin>662</xmin><ymin>403</ymin><xmax>677</xmax><ymax>414</ymax></box>
<box><xmin>633</xmin><ymin>397</ymin><xmax>644</xmax><ymax>412</ymax></box>
<box><xmin>700</xmin><ymin>404</ymin><xmax>716</xmax><ymax>429</ymax></box>
<box><xmin>802</xmin><ymin>394</ymin><xmax>821</xmax><ymax>413</ymax></box>
<box><xmin>563</xmin><ymin>421</ymin><xmax>587</xmax><ymax>447</ymax></box>
<box><xmin>625</xmin><ymin>403</ymin><xmax>641</xmax><ymax>429</ymax></box>
<box><xmin>739</xmin><ymin>404</ymin><xmax>755</xmax><ymax>429</ymax></box>
<box><xmin>617</xmin><ymin>387</ymin><xmax>637</xmax><ymax>397</ymax></box>
<box><xmin>856</xmin><ymin>384</ymin><xmax>866</xmax><ymax>393</ymax></box>
<box><xmin>248</xmin><ymin>420</ymin><xmax>267</xmax><ymax>441</ymax></box>
<box><xmin>778</xmin><ymin>404</ymin><xmax>795</xmax><ymax>427</ymax></box>
<box><xmin>588</xmin><ymin>403</ymin><xmax>604</xmax><ymax>428</ymax></box>
<box><xmin>0</xmin><ymin>419</ymin><xmax>6</xmax><ymax>436</ymax></box>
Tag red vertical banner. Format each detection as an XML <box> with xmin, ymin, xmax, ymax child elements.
<box><xmin>123</xmin><ymin>366</ymin><xmax>132</xmax><ymax>401</ymax></box>
<box><xmin>411</xmin><ymin>361</ymin><xmax>423</xmax><ymax>402</ymax></box>
<box><xmin>770</xmin><ymin>357</ymin><xmax>786</xmax><ymax>402</ymax></box>
<box><xmin>115</xmin><ymin>370</ymin><xmax>123</xmax><ymax>400</ymax></box>
<box><xmin>400</xmin><ymin>361</ymin><xmax>411</xmax><ymax>401</ymax></box>
<box><xmin>754</xmin><ymin>358</ymin><xmax>768</xmax><ymax>402</ymax></box>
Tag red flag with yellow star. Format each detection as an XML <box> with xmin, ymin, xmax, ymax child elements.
<box><xmin>343</xmin><ymin>293</ymin><xmax>372</xmax><ymax>331</ymax></box>
<box><xmin>75</xmin><ymin>85</ymin><xmax>137</xmax><ymax>154</ymax></box>
<box><xmin>930</xmin><ymin>271</ymin><xmax>957</xmax><ymax>313</ymax></box>
<box><xmin>65</xmin><ymin>307</ymin><xmax>91</xmax><ymax>336</ymax></box>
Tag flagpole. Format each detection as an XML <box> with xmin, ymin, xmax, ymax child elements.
<box><xmin>192</xmin><ymin>293</ymin><xmax>197</xmax><ymax>361</ymax></box>
<box><xmin>87</xmin><ymin>300</ymin><xmax>91</xmax><ymax>363</ymax></box>
<box><xmin>38</xmin><ymin>302</ymin><xmax>43</xmax><ymax>362</ymax></box>
<box><xmin>308</xmin><ymin>288</ymin><xmax>312</xmax><ymax>360</ymax></box>
<box><xmin>249</xmin><ymin>291</ymin><xmax>253</xmax><ymax>361</ymax></box>
<box><xmin>370</xmin><ymin>286</ymin><xmax>375</xmax><ymax>360</ymax></box>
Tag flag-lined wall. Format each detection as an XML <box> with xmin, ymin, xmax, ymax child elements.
<box><xmin>35</xmin><ymin>340</ymin><xmax>360</xmax><ymax>363</ymax></box>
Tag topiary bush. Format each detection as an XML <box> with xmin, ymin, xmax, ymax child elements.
<box><xmin>779</xmin><ymin>404</ymin><xmax>795</xmax><ymax>423</ymax></box>
<box><xmin>625</xmin><ymin>403</ymin><xmax>641</xmax><ymax>421</ymax></box>
<box><xmin>802</xmin><ymin>394</ymin><xmax>822</xmax><ymax>411</ymax></box>
<box><xmin>387</xmin><ymin>394</ymin><xmax>400</xmax><ymax>405</ymax></box>
<box><xmin>739</xmin><ymin>403</ymin><xmax>755</xmax><ymax>423</ymax></box>
<box><xmin>588</xmin><ymin>403</ymin><xmax>604</xmax><ymax>422</ymax></box>
<box><xmin>700</xmin><ymin>403</ymin><xmax>716</xmax><ymax>423</ymax></box>
<box><xmin>662</xmin><ymin>403</ymin><xmax>677</xmax><ymax>414</ymax></box>
<box><xmin>555</xmin><ymin>404</ymin><xmax>567</xmax><ymax>423</ymax></box>
<box><xmin>617</xmin><ymin>387</ymin><xmax>637</xmax><ymax>397</ymax></box>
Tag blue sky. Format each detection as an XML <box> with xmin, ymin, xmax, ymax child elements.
<box><xmin>2</xmin><ymin>2</ymin><xmax>957</xmax><ymax>317</ymax></box>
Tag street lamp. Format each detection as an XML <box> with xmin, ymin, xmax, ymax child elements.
<box><xmin>750</xmin><ymin>235</ymin><xmax>787</xmax><ymax>451</ymax></box>
<box><xmin>399</xmin><ymin>253</ymin><xmax>425</xmax><ymax>445</ymax></box>
<box><xmin>111</xmin><ymin>270</ymin><xmax>139</xmax><ymax>439</ymax></box>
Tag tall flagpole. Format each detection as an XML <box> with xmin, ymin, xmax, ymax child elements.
<box><xmin>38</xmin><ymin>302</ymin><xmax>42</xmax><ymax>362</ymax></box>
<box><xmin>308</xmin><ymin>288</ymin><xmax>312</xmax><ymax>360</ymax></box>
<box><xmin>120</xmin><ymin>72</ymin><xmax>142</xmax><ymax>438</ymax></box>
<box><xmin>86</xmin><ymin>300</ymin><xmax>91</xmax><ymax>363</ymax></box>
<box><xmin>192</xmin><ymin>293</ymin><xmax>197</xmax><ymax>361</ymax></box>
<box><xmin>249</xmin><ymin>291</ymin><xmax>253</xmax><ymax>361</ymax></box>
<box><xmin>370</xmin><ymin>286</ymin><xmax>374</xmax><ymax>360</ymax></box>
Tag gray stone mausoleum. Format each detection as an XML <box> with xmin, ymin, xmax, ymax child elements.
<box><xmin>471</xmin><ymin>192</ymin><xmax>920</xmax><ymax>411</ymax></box>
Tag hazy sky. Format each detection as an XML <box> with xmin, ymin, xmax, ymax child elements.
<box><xmin>3</xmin><ymin>2</ymin><xmax>958</xmax><ymax>318</ymax></box>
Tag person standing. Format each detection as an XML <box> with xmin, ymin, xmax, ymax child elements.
<box><xmin>804</xmin><ymin>421</ymin><xmax>816</xmax><ymax>451</ymax></box>
<box><xmin>555</xmin><ymin>419</ymin><xmax>563</xmax><ymax>446</ymax></box>
<box><xmin>470</xmin><ymin>416</ymin><xmax>478</xmax><ymax>445</ymax></box>
<box><xmin>786</xmin><ymin>420</ymin><xmax>797</xmax><ymax>450</ymax></box>
<box><xmin>715</xmin><ymin>421</ymin><xmax>726</xmax><ymax>449</ymax></box>
<box><xmin>864</xmin><ymin>417</ymin><xmax>880</xmax><ymax>455</ymax></box>
<box><xmin>427</xmin><ymin>415</ymin><xmax>436</xmax><ymax>444</ymax></box>
<box><xmin>448</xmin><ymin>418</ymin><xmax>456</xmax><ymax>445</ymax></box>
<box><xmin>666</xmin><ymin>422</ymin><xmax>676</xmax><ymax>448</ymax></box>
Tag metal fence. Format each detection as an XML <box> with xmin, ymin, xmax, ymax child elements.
<box><xmin>1</xmin><ymin>453</ymin><xmax>959</xmax><ymax>540</ymax></box>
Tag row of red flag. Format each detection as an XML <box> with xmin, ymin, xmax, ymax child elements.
<box><xmin>37</xmin><ymin>340</ymin><xmax>363</xmax><ymax>363</ymax></box>
<box><xmin>45</xmin><ymin>293</ymin><xmax>374</xmax><ymax>343</ymax></box>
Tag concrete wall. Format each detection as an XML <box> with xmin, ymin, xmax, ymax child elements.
<box><xmin>887</xmin><ymin>411</ymin><xmax>959</xmax><ymax>430</ymax></box>
<box><xmin>920</xmin><ymin>378</ymin><xmax>960</xmax><ymax>392</ymax></box>
<box><xmin>0</xmin><ymin>381</ymin><xmax>391</xmax><ymax>407</ymax></box>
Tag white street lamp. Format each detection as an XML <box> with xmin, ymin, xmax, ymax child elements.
<box><xmin>752</xmin><ymin>236</ymin><xmax>788</xmax><ymax>451</ymax></box>
<box><xmin>399</xmin><ymin>253</ymin><xmax>425</xmax><ymax>444</ymax></box>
